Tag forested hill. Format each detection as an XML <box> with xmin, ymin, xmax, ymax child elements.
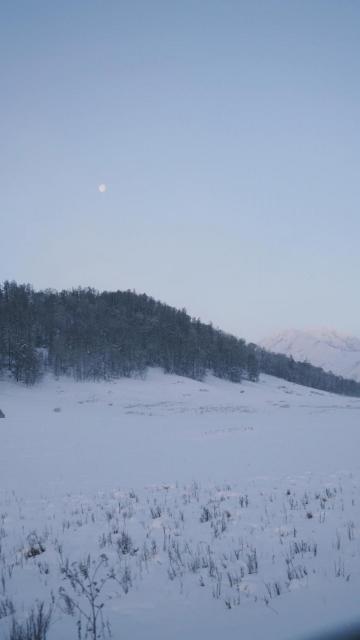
<box><xmin>1</xmin><ymin>281</ymin><xmax>360</xmax><ymax>398</ymax></box>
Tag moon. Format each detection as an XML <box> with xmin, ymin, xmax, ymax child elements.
<box><xmin>98</xmin><ymin>183</ymin><xmax>107</xmax><ymax>193</ymax></box>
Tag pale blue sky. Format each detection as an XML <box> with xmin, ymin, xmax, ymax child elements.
<box><xmin>1</xmin><ymin>1</ymin><xmax>359</xmax><ymax>341</ymax></box>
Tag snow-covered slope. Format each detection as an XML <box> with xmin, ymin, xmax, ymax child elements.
<box><xmin>0</xmin><ymin>370</ymin><xmax>360</xmax><ymax>640</ymax></box>
<box><xmin>261</xmin><ymin>328</ymin><xmax>360</xmax><ymax>381</ymax></box>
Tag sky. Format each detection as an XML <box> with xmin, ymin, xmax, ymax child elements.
<box><xmin>1</xmin><ymin>0</ymin><xmax>359</xmax><ymax>342</ymax></box>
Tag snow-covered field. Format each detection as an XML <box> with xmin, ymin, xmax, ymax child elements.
<box><xmin>0</xmin><ymin>370</ymin><xmax>360</xmax><ymax>639</ymax></box>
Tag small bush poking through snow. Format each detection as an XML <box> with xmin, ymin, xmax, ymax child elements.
<box><xmin>8</xmin><ymin>602</ymin><xmax>53</xmax><ymax>640</ymax></box>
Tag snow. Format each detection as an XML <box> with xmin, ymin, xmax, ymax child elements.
<box><xmin>261</xmin><ymin>328</ymin><xmax>360</xmax><ymax>382</ymax></box>
<box><xmin>0</xmin><ymin>369</ymin><xmax>360</xmax><ymax>639</ymax></box>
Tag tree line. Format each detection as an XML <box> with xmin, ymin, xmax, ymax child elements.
<box><xmin>0</xmin><ymin>281</ymin><xmax>359</xmax><ymax>398</ymax></box>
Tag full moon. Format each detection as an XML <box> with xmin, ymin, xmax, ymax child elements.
<box><xmin>98</xmin><ymin>183</ymin><xmax>107</xmax><ymax>193</ymax></box>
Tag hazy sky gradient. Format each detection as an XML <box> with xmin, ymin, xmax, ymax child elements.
<box><xmin>1</xmin><ymin>1</ymin><xmax>359</xmax><ymax>341</ymax></box>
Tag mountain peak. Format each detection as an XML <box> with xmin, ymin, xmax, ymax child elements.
<box><xmin>261</xmin><ymin>328</ymin><xmax>360</xmax><ymax>381</ymax></box>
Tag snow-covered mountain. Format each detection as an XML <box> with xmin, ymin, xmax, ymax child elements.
<box><xmin>261</xmin><ymin>328</ymin><xmax>360</xmax><ymax>381</ymax></box>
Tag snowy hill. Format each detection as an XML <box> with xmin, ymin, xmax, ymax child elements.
<box><xmin>1</xmin><ymin>370</ymin><xmax>360</xmax><ymax>639</ymax></box>
<box><xmin>261</xmin><ymin>328</ymin><xmax>360</xmax><ymax>381</ymax></box>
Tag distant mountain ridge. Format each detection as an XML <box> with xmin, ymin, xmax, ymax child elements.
<box><xmin>261</xmin><ymin>328</ymin><xmax>360</xmax><ymax>382</ymax></box>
